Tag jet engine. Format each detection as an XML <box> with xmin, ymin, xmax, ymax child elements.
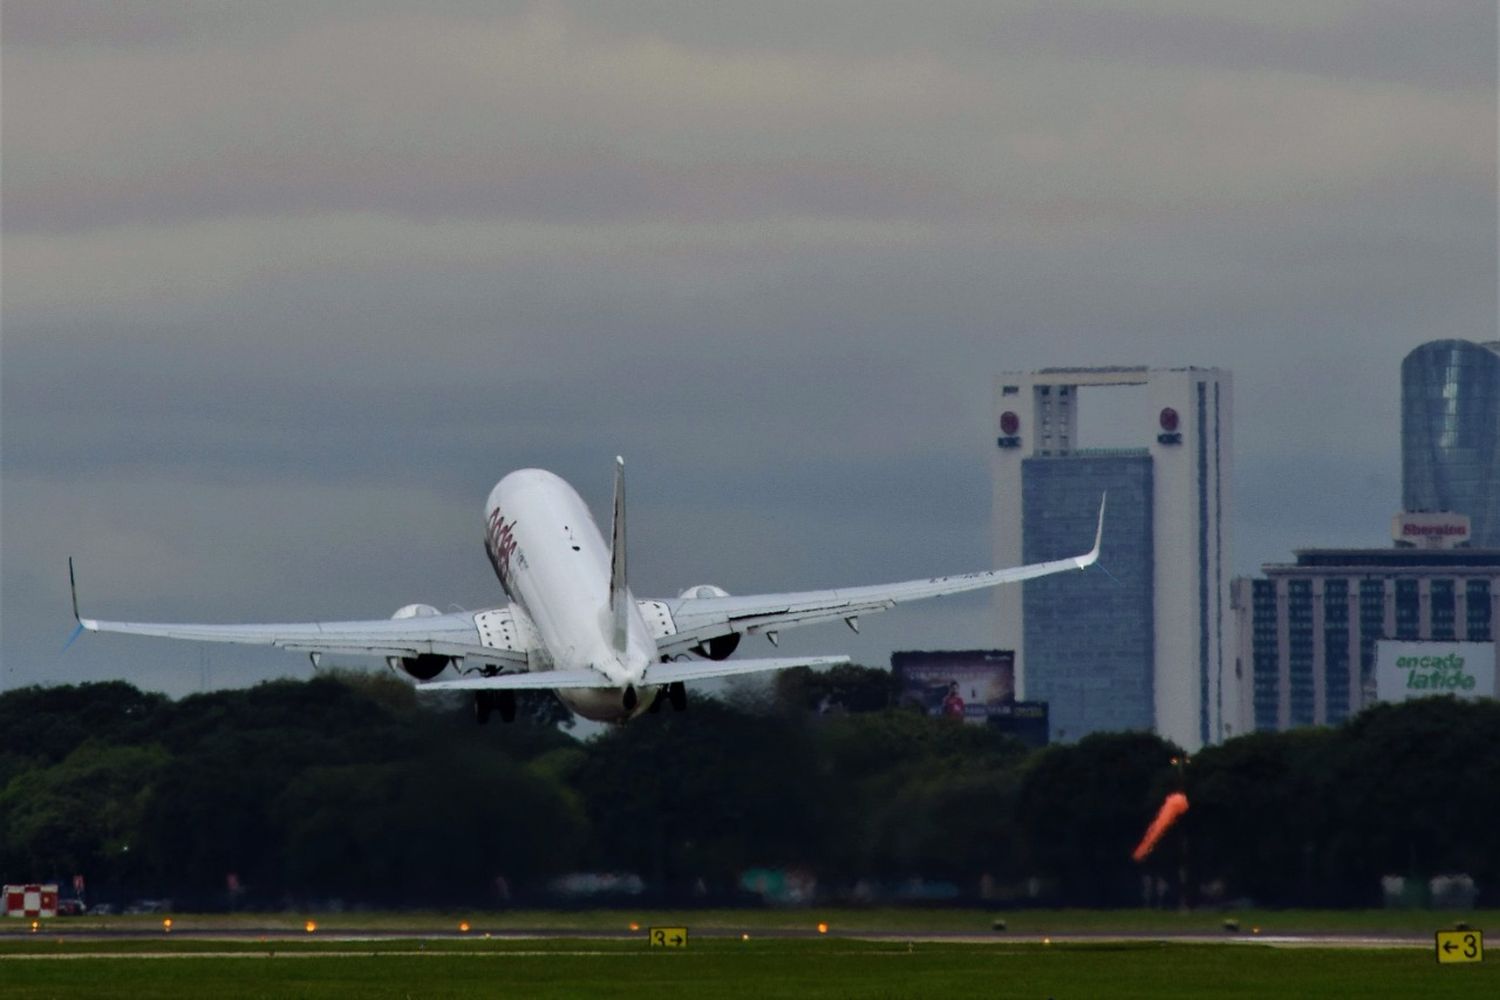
<box><xmin>385</xmin><ymin>604</ymin><xmax>452</xmax><ymax>680</ymax></box>
<box><xmin>679</xmin><ymin>585</ymin><xmax>740</xmax><ymax>660</ymax></box>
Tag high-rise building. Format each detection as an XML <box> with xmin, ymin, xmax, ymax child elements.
<box><xmin>1234</xmin><ymin>545</ymin><xmax>1500</xmax><ymax>732</ymax></box>
<box><xmin>991</xmin><ymin>367</ymin><xmax>1234</xmax><ymax>752</ymax></box>
<box><xmin>1402</xmin><ymin>340</ymin><xmax>1500</xmax><ymax>546</ymax></box>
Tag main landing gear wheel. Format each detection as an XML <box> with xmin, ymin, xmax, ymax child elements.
<box><xmin>474</xmin><ymin>690</ymin><xmax>518</xmax><ymax>725</ymax></box>
<box><xmin>668</xmin><ymin>681</ymin><xmax>687</xmax><ymax>712</ymax></box>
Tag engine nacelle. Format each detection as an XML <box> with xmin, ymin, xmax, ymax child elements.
<box><xmin>386</xmin><ymin>604</ymin><xmax>452</xmax><ymax>680</ymax></box>
<box><xmin>391</xmin><ymin>653</ymin><xmax>451</xmax><ymax>680</ymax></box>
<box><xmin>695</xmin><ymin>634</ymin><xmax>741</xmax><ymax>661</ymax></box>
<box><xmin>679</xmin><ymin>584</ymin><xmax>730</xmax><ymax>600</ymax></box>
<box><xmin>678</xmin><ymin>586</ymin><xmax>739</xmax><ymax>660</ymax></box>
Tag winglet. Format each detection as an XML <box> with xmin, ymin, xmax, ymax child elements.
<box><xmin>63</xmin><ymin>558</ymin><xmax>87</xmax><ymax>652</ymax></box>
<box><xmin>1079</xmin><ymin>492</ymin><xmax>1107</xmax><ymax>569</ymax></box>
<box><xmin>609</xmin><ymin>456</ymin><xmax>629</xmax><ymax>653</ymax></box>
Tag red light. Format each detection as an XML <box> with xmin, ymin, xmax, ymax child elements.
<box><xmin>1000</xmin><ymin>411</ymin><xmax>1020</xmax><ymax>435</ymax></box>
<box><xmin>1159</xmin><ymin>407</ymin><xmax>1179</xmax><ymax>432</ymax></box>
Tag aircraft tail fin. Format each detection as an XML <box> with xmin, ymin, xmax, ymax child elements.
<box><xmin>609</xmin><ymin>456</ymin><xmax>629</xmax><ymax>653</ymax></box>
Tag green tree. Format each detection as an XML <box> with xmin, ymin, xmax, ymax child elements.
<box><xmin>575</xmin><ymin>698</ymin><xmax>823</xmax><ymax>892</ymax></box>
<box><xmin>0</xmin><ymin>682</ymin><xmax>168</xmax><ymax>764</ymax></box>
<box><xmin>1319</xmin><ymin>697</ymin><xmax>1500</xmax><ymax>905</ymax></box>
<box><xmin>1015</xmin><ymin>731</ymin><xmax>1182</xmax><ymax>905</ymax></box>
<box><xmin>773</xmin><ymin>664</ymin><xmax>899</xmax><ymax>715</ymax></box>
<box><xmin>271</xmin><ymin>753</ymin><xmax>586</xmax><ymax>904</ymax></box>
<box><xmin>813</xmin><ymin>710</ymin><xmax>1028</xmax><ymax>884</ymax></box>
<box><xmin>1184</xmin><ymin>727</ymin><xmax>1334</xmax><ymax>905</ymax></box>
<box><xmin>0</xmin><ymin>741</ymin><xmax>169</xmax><ymax>886</ymax></box>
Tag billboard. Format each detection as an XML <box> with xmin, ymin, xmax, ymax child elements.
<box><xmin>1375</xmin><ymin>641</ymin><xmax>1496</xmax><ymax>702</ymax></box>
<box><xmin>1392</xmin><ymin>511</ymin><xmax>1470</xmax><ymax>549</ymax></box>
<box><xmin>891</xmin><ymin>649</ymin><xmax>1015</xmax><ymax>722</ymax></box>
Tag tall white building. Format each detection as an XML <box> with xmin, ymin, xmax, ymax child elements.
<box><xmin>991</xmin><ymin>366</ymin><xmax>1235</xmax><ymax>752</ymax></box>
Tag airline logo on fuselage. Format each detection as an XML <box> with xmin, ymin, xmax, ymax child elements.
<box><xmin>486</xmin><ymin>507</ymin><xmax>520</xmax><ymax>593</ymax></box>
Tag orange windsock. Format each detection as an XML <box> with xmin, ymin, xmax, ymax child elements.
<box><xmin>1131</xmin><ymin>792</ymin><xmax>1189</xmax><ymax>862</ymax></box>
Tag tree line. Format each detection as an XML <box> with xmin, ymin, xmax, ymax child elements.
<box><xmin>1</xmin><ymin>667</ymin><xmax>1495</xmax><ymax>909</ymax></box>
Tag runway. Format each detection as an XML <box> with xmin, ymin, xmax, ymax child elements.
<box><xmin>0</xmin><ymin>924</ymin><xmax>1441</xmax><ymax>950</ymax></box>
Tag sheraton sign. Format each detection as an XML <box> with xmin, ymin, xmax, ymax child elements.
<box><xmin>1392</xmin><ymin>512</ymin><xmax>1471</xmax><ymax>549</ymax></box>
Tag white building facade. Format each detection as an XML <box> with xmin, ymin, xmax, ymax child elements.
<box><xmin>991</xmin><ymin>366</ymin><xmax>1236</xmax><ymax>752</ymax></box>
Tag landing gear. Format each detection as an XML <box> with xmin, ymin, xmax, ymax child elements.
<box><xmin>474</xmin><ymin>690</ymin><xmax>517</xmax><ymax>725</ymax></box>
<box><xmin>668</xmin><ymin>681</ymin><xmax>687</xmax><ymax>712</ymax></box>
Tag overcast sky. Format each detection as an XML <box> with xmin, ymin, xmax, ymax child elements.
<box><xmin>3</xmin><ymin>1</ymin><xmax>1496</xmax><ymax>698</ymax></box>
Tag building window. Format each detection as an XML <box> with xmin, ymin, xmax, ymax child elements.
<box><xmin>1288</xmin><ymin>580</ymin><xmax>1314</xmax><ymax>727</ymax></box>
<box><xmin>1323</xmin><ymin>580</ymin><xmax>1350</xmax><ymax>724</ymax></box>
<box><xmin>1467</xmin><ymin>579</ymin><xmax>1492</xmax><ymax>641</ymax></box>
<box><xmin>1252</xmin><ymin>579</ymin><xmax>1280</xmax><ymax>732</ymax></box>
<box><xmin>1359</xmin><ymin>579</ymin><xmax>1385</xmax><ymax>682</ymax></box>
<box><xmin>1394</xmin><ymin>579</ymin><xmax>1419</xmax><ymax>640</ymax></box>
<box><xmin>1430</xmin><ymin>579</ymin><xmax>1455</xmax><ymax>640</ymax></box>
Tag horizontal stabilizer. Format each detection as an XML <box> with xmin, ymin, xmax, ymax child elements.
<box><xmin>645</xmin><ymin>655</ymin><xmax>849</xmax><ymax>684</ymax></box>
<box><xmin>417</xmin><ymin>669</ymin><xmax>609</xmax><ymax>692</ymax></box>
<box><xmin>415</xmin><ymin>655</ymin><xmax>851</xmax><ymax>693</ymax></box>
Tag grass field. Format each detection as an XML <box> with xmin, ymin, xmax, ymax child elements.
<box><xmin>0</xmin><ymin>937</ymin><xmax>1495</xmax><ymax>999</ymax></box>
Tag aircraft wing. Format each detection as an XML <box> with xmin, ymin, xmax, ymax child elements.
<box><xmin>68</xmin><ymin>564</ymin><xmax>527</xmax><ymax>668</ymax></box>
<box><xmin>654</xmin><ymin>495</ymin><xmax>1105</xmax><ymax>659</ymax></box>
<box><xmin>75</xmin><ymin>612</ymin><xmax>522</xmax><ymax>662</ymax></box>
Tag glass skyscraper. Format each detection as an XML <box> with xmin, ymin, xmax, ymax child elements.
<box><xmin>1022</xmin><ymin>453</ymin><xmax>1155</xmax><ymax>739</ymax></box>
<box><xmin>1402</xmin><ymin>340</ymin><xmax>1500</xmax><ymax>547</ymax></box>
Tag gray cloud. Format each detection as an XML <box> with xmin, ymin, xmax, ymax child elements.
<box><xmin>2</xmin><ymin>1</ymin><xmax>1494</xmax><ymax>696</ymax></box>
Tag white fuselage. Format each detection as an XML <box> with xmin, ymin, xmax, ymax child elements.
<box><xmin>484</xmin><ymin>469</ymin><xmax>659</xmax><ymax>721</ymax></box>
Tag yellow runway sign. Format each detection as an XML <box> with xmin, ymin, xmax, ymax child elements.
<box><xmin>1435</xmin><ymin>929</ymin><xmax>1483</xmax><ymax>964</ymax></box>
<box><xmin>649</xmin><ymin>926</ymin><xmax>688</xmax><ymax>948</ymax></box>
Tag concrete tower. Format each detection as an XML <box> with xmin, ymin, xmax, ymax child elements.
<box><xmin>992</xmin><ymin>367</ymin><xmax>1234</xmax><ymax>752</ymax></box>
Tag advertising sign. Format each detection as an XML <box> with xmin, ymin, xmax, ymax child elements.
<box><xmin>892</xmin><ymin>650</ymin><xmax>1015</xmax><ymax>722</ymax></box>
<box><xmin>1375</xmin><ymin>641</ymin><xmax>1496</xmax><ymax>702</ymax></box>
<box><xmin>1392</xmin><ymin>512</ymin><xmax>1471</xmax><ymax>548</ymax></box>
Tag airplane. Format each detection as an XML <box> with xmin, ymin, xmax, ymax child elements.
<box><xmin>69</xmin><ymin>460</ymin><xmax>1104</xmax><ymax>724</ymax></box>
